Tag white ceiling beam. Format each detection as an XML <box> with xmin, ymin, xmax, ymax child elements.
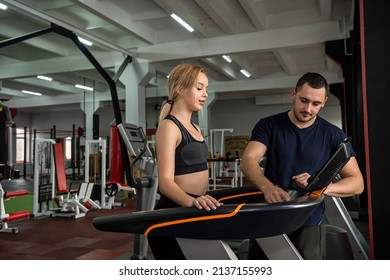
<box><xmin>203</xmin><ymin>57</ymin><xmax>239</xmax><ymax>80</ymax></box>
<box><xmin>77</xmin><ymin>0</ymin><xmax>160</xmax><ymax>44</ymax></box>
<box><xmin>3</xmin><ymin>0</ymin><xmax>134</xmax><ymax>55</ymax></box>
<box><xmin>210</xmin><ymin>71</ymin><xmax>343</xmax><ymax>93</ymax></box>
<box><xmin>10</xmin><ymin>78</ymin><xmax>85</xmax><ymax>95</ymax></box>
<box><xmin>4</xmin><ymin>70</ymin><xmax>343</xmax><ymax>109</ymax></box>
<box><xmin>135</xmin><ymin>21</ymin><xmax>342</xmax><ymax>61</ymax></box>
<box><xmin>195</xmin><ymin>0</ymin><xmax>237</xmax><ymax>34</ymax></box>
<box><xmin>239</xmin><ymin>0</ymin><xmax>267</xmax><ymax>29</ymax></box>
<box><xmin>153</xmin><ymin>0</ymin><xmax>219</xmax><ymax>38</ymax></box>
<box><xmin>4</xmin><ymin>88</ymin><xmax>125</xmax><ymax>108</ymax></box>
<box><xmin>273</xmin><ymin>49</ymin><xmax>295</xmax><ymax>75</ymax></box>
<box><xmin>147</xmin><ymin>71</ymin><xmax>342</xmax><ymax>98</ymax></box>
<box><xmin>33</xmin><ymin>0</ymin><xmax>73</xmax><ymax>10</ymax></box>
<box><xmin>318</xmin><ymin>0</ymin><xmax>332</xmax><ymax>20</ymax></box>
<box><xmin>0</xmin><ymin>87</ymin><xmax>26</xmax><ymax>98</ymax></box>
<box><xmin>0</xmin><ymin>51</ymin><xmax>124</xmax><ymax>79</ymax></box>
<box><xmin>231</xmin><ymin>55</ymin><xmax>257</xmax><ymax>78</ymax></box>
<box><xmin>0</xmin><ymin>20</ymin><xmax>71</xmax><ymax>56</ymax></box>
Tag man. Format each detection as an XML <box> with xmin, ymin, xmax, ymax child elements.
<box><xmin>240</xmin><ymin>72</ymin><xmax>364</xmax><ymax>259</ymax></box>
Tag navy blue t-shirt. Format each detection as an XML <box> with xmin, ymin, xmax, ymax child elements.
<box><xmin>250</xmin><ymin>111</ymin><xmax>354</xmax><ymax>226</ymax></box>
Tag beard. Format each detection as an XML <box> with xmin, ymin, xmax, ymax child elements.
<box><xmin>292</xmin><ymin>104</ymin><xmax>316</xmax><ymax>124</ymax></box>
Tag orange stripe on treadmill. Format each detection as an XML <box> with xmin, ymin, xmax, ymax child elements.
<box><xmin>144</xmin><ymin>203</ymin><xmax>245</xmax><ymax>236</ymax></box>
<box><xmin>309</xmin><ymin>188</ymin><xmax>326</xmax><ymax>198</ymax></box>
<box><xmin>217</xmin><ymin>191</ymin><xmax>262</xmax><ymax>203</ymax></box>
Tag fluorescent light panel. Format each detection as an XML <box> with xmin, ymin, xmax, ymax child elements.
<box><xmin>170</xmin><ymin>14</ymin><xmax>194</xmax><ymax>32</ymax></box>
<box><xmin>75</xmin><ymin>84</ymin><xmax>94</xmax><ymax>91</ymax></box>
<box><xmin>22</xmin><ymin>90</ymin><xmax>42</xmax><ymax>96</ymax></box>
<box><xmin>78</xmin><ymin>37</ymin><xmax>93</xmax><ymax>46</ymax></box>
<box><xmin>222</xmin><ymin>55</ymin><xmax>232</xmax><ymax>63</ymax></box>
<box><xmin>240</xmin><ymin>69</ymin><xmax>251</xmax><ymax>78</ymax></box>
<box><xmin>0</xmin><ymin>3</ymin><xmax>7</xmax><ymax>10</ymax></box>
<box><xmin>37</xmin><ymin>75</ymin><xmax>52</xmax><ymax>81</ymax></box>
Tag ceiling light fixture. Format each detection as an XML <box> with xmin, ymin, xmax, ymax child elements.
<box><xmin>22</xmin><ymin>90</ymin><xmax>42</xmax><ymax>96</ymax></box>
<box><xmin>75</xmin><ymin>84</ymin><xmax>94</xmax><ymax>91</ymax></box>
<box><xmin>37</xmin><ymin>75</ymin><xmax>53</xmax><ymax>81</ymax></box>
<box><xmin>0</xmin><ymin>3</ymin><xmax>7</xmax><ymax>10</ymax></box>
<box><xmin>77</xmin><ymin>37</ymin><xmax>93</xmax><ymax>46</ymax></box>
<box><xmin>240</xmin><ymin>69</ymin><xmax>251</xmax><ymax>78</ymax></box>
<box><xmin>222</xmin><ymin>55</ymin><xmax>232</xmax><ymax>63</ymax></box>
<box><xmin>170</xmin><ymin>14</ymin><xmax>194</xmax><ymax>32</ymax></box>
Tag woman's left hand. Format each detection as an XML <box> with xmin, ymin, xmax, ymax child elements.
<box><xmin>193</xmin><ymin>194</ymin><xmax>223</xmax><ymax>211</ymax></box>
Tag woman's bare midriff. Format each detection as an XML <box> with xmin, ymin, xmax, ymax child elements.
<box><xmin>174</xmin><ymin>170</ymin><xmax>209</xmax><ymax>196</ymax></box>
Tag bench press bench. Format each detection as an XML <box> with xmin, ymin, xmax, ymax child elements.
<box><xmin>51</xmin><ymin>143</ymin><xmax>100</xmax><ymax>219</ymax></box>
<box><xmin>0</xmin><ymin>178</ymin><xmax>30</xmax><ymax>233</ymax></box>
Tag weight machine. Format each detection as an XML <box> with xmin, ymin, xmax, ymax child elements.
<box><xmin>32</xmin><ymin>139</ymin><xmax>98</xmax><ymax>219</ymax></box>
<box><xmin>209</xmin><ymin>128</ymin><xmax>233</xmax><ymax>158</ymax></box>
<box><xmin>0</xmin><ymin>177</ymin><xmax>30</xmax><ymax>233</ymax></box>
<box><xmin>32</xmin><ymin>138</ymin><xmax>56</xmax><ymax>217</ymax></box>
<box><xmin>85</xmin><ymin>139</ymin><xmax>109</xmax><ymax>209</ymax></box>
<box><xmin>0</xmin><ymin>103</ymin><xmax>30</xmax><ymax>232</ymax></box>
<box><xmin>117</xmin><ymin>122</ymin><xmax>158</xmax><ymax>259</ymax></box>
<box><xmin>208</xmin><ymin>129</ymin><xmax>238</xmax><ymax>188</ymax></box>
<box><xmin>84</xmin><ymin>139</ymin><xmax>134</xmax><ymax>209</ymax></box>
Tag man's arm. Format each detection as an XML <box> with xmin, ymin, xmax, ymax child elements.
<box><xmin>241</xmin><ymin>141</ymin><xmax>290</xmax><ymax>203</ymax></box>
<box><xmin>323</xmin><ymin>156</ymin><xmax>364</xmax><ymax>197</ymax></box>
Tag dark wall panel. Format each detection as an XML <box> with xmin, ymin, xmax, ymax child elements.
<box><xmin>361</xmin><ymin>0</ymin><xmax>390</xmax><ymax>259</ymax></box>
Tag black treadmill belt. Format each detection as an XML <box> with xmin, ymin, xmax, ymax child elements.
<box><xmin>93</xmin><ymin>192</ymin><xmax>322</xmax><ymax>240</ymax></box>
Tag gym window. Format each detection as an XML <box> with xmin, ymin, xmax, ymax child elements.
<box><xmin>65</xmin><ymin>137</ymin><xmax>72</xmax><ymax>160</ymax></box>
<box><xmin>16</xmin><ymin>127</ymin><xmax>30</xmax><ymax>163</ymax></box>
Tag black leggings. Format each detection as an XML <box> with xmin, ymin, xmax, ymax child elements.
<box><xmin>147</xmin><ymin>193</ymin><xmax>198</xmax><ymax>260</ymax></box>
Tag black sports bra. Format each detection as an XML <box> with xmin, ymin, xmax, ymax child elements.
<box><xmin>164</xmin><ymin>115</ymin><xmax>208</xmax><ymax>175</ymax></box>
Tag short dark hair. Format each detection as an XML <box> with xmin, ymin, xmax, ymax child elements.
<box><xmin>295</xmin><ymin>72</ymin><xmax>329</xmax><ymax>96</ymax></box>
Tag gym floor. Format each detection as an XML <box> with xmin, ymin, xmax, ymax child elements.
<box><xmin>0</xmin><ymin>177</ymin><xmax>138</xmax><ymax>260</ymax></box>
<box><xmin>1</xmin><ymin>177</ymin><xmax>369</xmax><ymax>260</ymax></box>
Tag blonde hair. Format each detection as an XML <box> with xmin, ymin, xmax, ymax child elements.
<box><xmin>158</xmin><ymin>63</ymin><xmax>206</xmax><ymax>125</ymax></box>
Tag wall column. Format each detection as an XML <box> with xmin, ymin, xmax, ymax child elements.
<box><xmin>119</xmin><ymin>60</ymin><xmax>155</xmax><ymax>128</ymax></box>
<box><xmin>80</xmin><ymin>99</ymin><xmax>101</xmax><ymax>140</ymax></box>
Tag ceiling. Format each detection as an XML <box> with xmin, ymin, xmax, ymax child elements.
<box><xmin>0</xmin><ymin>0</ymin><xmax>354</xmax><ymax>112</ymax></box>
